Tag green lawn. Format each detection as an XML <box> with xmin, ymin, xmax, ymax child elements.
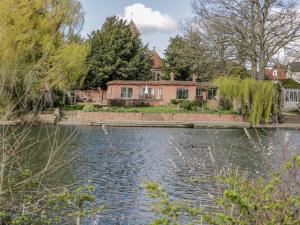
<box><xmin>61</xmin><ymin>104</ymin><xmax>236</xmax><ymax>115</ymax></box>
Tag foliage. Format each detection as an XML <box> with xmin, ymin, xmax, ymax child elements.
<box><xmin>163</xmin><ymin>33</ymin><xmax>218</xmax><ymax>81</ymax></box>
<box><xmin>179</xmin><ymin>100</ymin><xmax>197</xmax><ymax>111</ymax></box>
<box><xmin>0</xmin><ymin>125</ymin><xmax>102</xmax><ymax>225</ymax></box>
<box><xmin>145</xmin><ymin>155</ymin><xmax>300</xmax><ymax>225</ymax></box>
<box><xmin>2</xmin><ymin>184</ymin><xmax>102</xmax><ymax>225</ymax></box>
<box><xmin>229</xmin><ymin>66</ymin><xmax>250</xmax><ymax>79</ymax></box>
<box><xmin>214</xmin><ymin>77</ymin><xmax>279</xmax><ymax>124</ymax></box>
<box><xmin>83</xmin><ymin>16</ymin><xmax>151</xmax><ymax>89</ymax></box>
<box><xmin>0</xmin><ymin>0</ymin><xmax>88</xmax><ymax>114</ymax></box>
<box><xmin>64</xmin><ymin>104</ymin><xmax>85</xmax><ymax>111</ymax></box>
<box><xmin>82</xmin><ymin>104</ymin><xmax>97</xmax><ymax>112</ymax></box>
<box><xmin>163</xmin><ymin>36</ymin><xmax>190</xmax><ymax>81</ymax></box>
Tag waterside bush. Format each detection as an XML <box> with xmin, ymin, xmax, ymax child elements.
<box><xmin>145</xmin><ymin>155</ymin><xmax>300</xmax><ymax>225</ymax></box>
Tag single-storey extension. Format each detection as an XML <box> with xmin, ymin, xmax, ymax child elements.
<box><xmin>73</xmin><ymin>74</ymin><xmax>218</xmax><ymax>106</ymax></box>
<box><xmin>280</xmin><ymin>78</ymin><xmax>300</xmax><ymax>111</ymax></box>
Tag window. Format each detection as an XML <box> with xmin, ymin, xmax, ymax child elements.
<box><xmin>196</xmin><ymin>88</ymin><xmax>203</xmax><ymax>96</ymax></box>
<box><xmin>285</xmin><ymin>90</ymin><xmax>300</xmax><ymax>102</ymax></box>
<box><xmin>176</xmin><ymin>88</ymin><xmax>189</xmax><ymax>99</ymax></box>
<box><xmin>140</xmin><ymin>87</ymin><xmax>155</xmax><ymax>99</ymax></box>
<box><xmin>273</xmin><ymin>70</ymin><xmax>278</xmax><ymax>77</ymax></box>
<box><xmin>158</xmin><ymin>88</ymin><xmax>163</xmax><ymax>99</ymax></box>
<box><xmin>121</xmin><ymin>87</ymin><xmax>133</xmax><ymax>99</ymax></box>
<box><xmin>208</xmin><ymin>89</ymin><xmax>217</xmax><ymax>100</ymax></box>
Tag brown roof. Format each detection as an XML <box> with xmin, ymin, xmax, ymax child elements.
<box><xmin>107</xmin><ymin>80</ymin><xmax>210</xmax><ymax>88</ymax></box>
<box><xmin>129</xmin><ymin>20</ymin><xmax>140</xmax><ymax>36</ymax></box>
<box><xmin>150</xmin><ymin>49</ymin><xmax>162</xmax><ymax>70</ymax></box>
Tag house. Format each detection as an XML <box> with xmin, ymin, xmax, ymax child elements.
<box><xmin>265</xmin><ymin>65</ymin><xmax>287</xmax><ymax>80</ymax></box>
<box><xmin>280</xmin><ymin>78</ymin><xmax>300</xmax><ymax>111</ymax></box>
<box><xmin>105</xmin><ymin>73</ymin><xmax>217</xmax><ymax>106</ymax></box>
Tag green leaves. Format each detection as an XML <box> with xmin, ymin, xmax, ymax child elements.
<box><xmin>83</xmin><ymin>16</ymin><xmax>151</xmax><ymax>88</ymax></box>
<box><xmin>214</xmin><ymin>77</ymin><xmax>279</xmax><ymax>124</ymax></box>
<box><xmin>0</xmin><ymin>0</ymin><xmax>87</xmax><ymax>113</ymax></box>
<box><xmin>146</xmin><ymin>156</ymin><xmax>300</xmax><ymax>225</ymax></box>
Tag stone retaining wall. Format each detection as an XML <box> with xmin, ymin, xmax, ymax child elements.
<box><xmin>74</xmin><ymin>112</ymin><xmax>243</xmax><ymax>123</ymax></box>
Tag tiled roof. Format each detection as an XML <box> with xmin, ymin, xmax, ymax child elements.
<box><xmin>107</xmin><ymin>80</ymin><xmax>211</xmax><ymax>88</ymax></box>
<box><xmin>129</xmin><ymin>20</ymin><xmax>140</xmax><ymax>36</ymax></box>
<box><xmin>290</xmin><ymin>62</ymin><xmax>300</xmax><ymax>72</ymax></box>
<box><xmin>150</xmin><ymin>49</ymin><xmax>162</xmax><ymax>70</ymax></box>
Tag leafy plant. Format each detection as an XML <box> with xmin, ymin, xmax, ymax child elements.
<box><xmin>214</xmin><ymin>77</ymin><xmax>279</xmax><ymax>124</ymax></box>
<box><xmin>82</xmin><ymin>104</ymin><xmax>97</xmax><ymax>112</ymax></box>
<box><xmin>179</xmin><ymin>100</ymin><xmax>196</xmax><ymax>111</ymax></box>
<box><xmin>145</xmin><ymin>155</ymin><xmax>300</xmax><ymax>225</ymax></box>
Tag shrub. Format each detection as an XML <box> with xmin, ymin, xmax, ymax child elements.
<box><xmin>145</xmin><ymin>155</ymin><xmax>300</xmax><ymax>225</ymax></box>
<box><xmin>179</xmin><ymin>100</ymin><xmax>196</xmax><ymax>111</ymax></box>
<box><xmin>170</xmin><ymin>99</ymin><xmax>179</xmax><ymax>105</ymax></box>
<box><xmin>83</xmin><ymin>104</ymin><xmax>96</xmax><ymax>112</ymax></box>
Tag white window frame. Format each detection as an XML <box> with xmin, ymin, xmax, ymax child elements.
<box><xmin>121</xmin><ymin>87</ymin><xmax>133</xmax><ymax>99</ymax></box>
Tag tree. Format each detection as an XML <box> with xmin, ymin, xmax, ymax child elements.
<box><xmin>163</xmin><ymin>36</ymin><xmax>190</xmax><ymax>81</ymax></box>
<box><xmin>164</xmin><ymin>33</ymin><xmax>222</xmax><ymax>82</ymax></box>
<box><xmin>192</xmin><ymin>0</ymin><xmax>300</xmax><ymax>80</ymax></box>
<box><xmin>83</xmin><ymin>16</ymin><xmax>151</xmax><ymax>89</ymax></box>
<box><xmin>214</xmin><ymin>77</ymin><xmax>278</xmax><ymax>124</ymax></box>
<box><xmin>0</xmin><ymin>0</ymin><xmax>89</xmax><ymax>115</ymax></box>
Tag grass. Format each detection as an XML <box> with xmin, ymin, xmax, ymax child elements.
<box><xmin>59</xmin><ymin>104</ymin><xmax>236</xmax><ymax>115</ymax></box>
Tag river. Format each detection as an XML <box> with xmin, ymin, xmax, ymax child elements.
<box><xmin>27</xmin><ymin>126</ymin><xmax>300</xmax><ymax>224</ymax></box>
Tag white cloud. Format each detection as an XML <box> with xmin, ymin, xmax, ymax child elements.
<box><xmin>120</xmin><ymin>3</ymin><xmax>179</xmax><ymax>33</ymax></box>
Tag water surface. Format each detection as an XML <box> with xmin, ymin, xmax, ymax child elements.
<box><xmin>28</xmin><ymin>126</ymin><xmax>300</xmax><ymax>224</ymax></box>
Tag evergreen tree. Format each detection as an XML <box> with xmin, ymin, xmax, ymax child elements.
<box><xmin>83</xmin><ymin>16</ymin><xmax>151</xmax><ymax>88</ymax></box>
<box><xmin>163</xmin><ymin>36</ymin><xmax>190</xmax><ymax>81</ymax></box>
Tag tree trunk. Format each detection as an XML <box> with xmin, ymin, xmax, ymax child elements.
<box><xmin>258</xmin><ymin>50</ymin><xmax>266</xmax><ymax>80</ymax></box>
<box><xmin>250</xmin><ymin>58</ymin><xmax>258</xmax><ymax>79</ymax></box>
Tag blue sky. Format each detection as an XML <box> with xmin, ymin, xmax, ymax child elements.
<box><xmin>78</xmin><ymin>0</ymin><xmax>192</xmax><ymax>56</ymax></box>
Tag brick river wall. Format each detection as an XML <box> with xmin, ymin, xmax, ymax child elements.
<box><xmin>74</xmin><ymin>112</ymin><xmax>243</xmax><ymax>123</ymax></box>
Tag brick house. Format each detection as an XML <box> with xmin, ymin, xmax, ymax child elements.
<box><xmin>265</xmin><ymin>65</ymin><xmax>287</xmax><ymax>80</ymax></box>
<box><xmin>105</xmin><ymin>74</ymin><xmax>216</xmax><ymax>106</ymax></box>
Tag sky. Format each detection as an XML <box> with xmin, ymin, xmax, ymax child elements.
<box><xmin>78</xmin><ymin>0</ymin><xmax>193</xmax><ymax>56</ymax></box>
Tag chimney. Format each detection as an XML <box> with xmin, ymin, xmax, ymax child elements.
<box><xmin>170</xmin><ymin>72</ymin><xmax>175</xmax><ymax>81</ymax></box>
<box><xmin>192</xmin><ymin>73</ymin><xmax>198</xmax><ymax>82</ymax></box>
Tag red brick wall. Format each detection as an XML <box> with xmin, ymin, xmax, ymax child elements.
<box><xmin>74</xmin><ymin>90</ymin><xmax>107</xmax><ymax>103</ymax></box>
<box><xmin>75</xmin><ymin>112</ymin><xmax>242</xmax><ymax>123</ymax></box>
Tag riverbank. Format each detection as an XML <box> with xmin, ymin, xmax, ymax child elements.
<box><xmin>2</xmin><ymin>111</ymin><xmax>300</xmax><ymax>129</ymax></box>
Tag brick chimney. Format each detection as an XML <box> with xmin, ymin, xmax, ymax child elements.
<box><xmin>170</xmin><ymin>72</ymin><xmax>175</xmax><ymax>81</ymax></box>
<box><xmin>192</xmin><ymin>73</ymin><xmax>198</xmax><ymax>82</ymax></box>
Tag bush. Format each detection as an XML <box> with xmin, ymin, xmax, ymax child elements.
<box><xmin>83</xmin><ymin>104</ymin><xmax>96</xmax><ymax>112</ymax></box>
<box><xmin>170</xmin><ymin>99</ymin><xmax>179</xmax><ymax>105</ymax></box>
<box><xmin>179</xmin><ymin>100</ymin><xmax>196</xmax><ymax>111</ymax></box>
<box><xmin>145</xmin><ymin>155</ymin><xmax>300</xmax><ymax>225</ymax></box>
<box><xmin>220</xmin><ymin>98</ymin><xmax>232</xmax><ymax>110</ymax></box>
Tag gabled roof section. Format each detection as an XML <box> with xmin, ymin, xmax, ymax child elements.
<box><xmin>282</xmin><ymin>78</ymin><xmax>300</xmax><ymax>89</ymax></box>
<box><xmin>150</xmin><ymin>48</ymin><xmax>162</xmax><ymax>70</ymax></box>
<box><xmin>129</xmin><ymin>20</ymin><xmax>141</xmax><ymax>36</ymax></box>
<box><xmin>289</xmin><ymin>62</ymin><xmax>300</xmax><ymax>72</ymax></box>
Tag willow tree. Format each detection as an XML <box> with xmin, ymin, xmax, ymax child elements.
<box><xmin>0</xmin><ymin>0</ymin><xmax>89</xmax><ymax>115</ymax></box>
<box><xmin>214</xmin><ymin>77</ymin><xmax>279</xmax><ymax>125</ymax></box>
